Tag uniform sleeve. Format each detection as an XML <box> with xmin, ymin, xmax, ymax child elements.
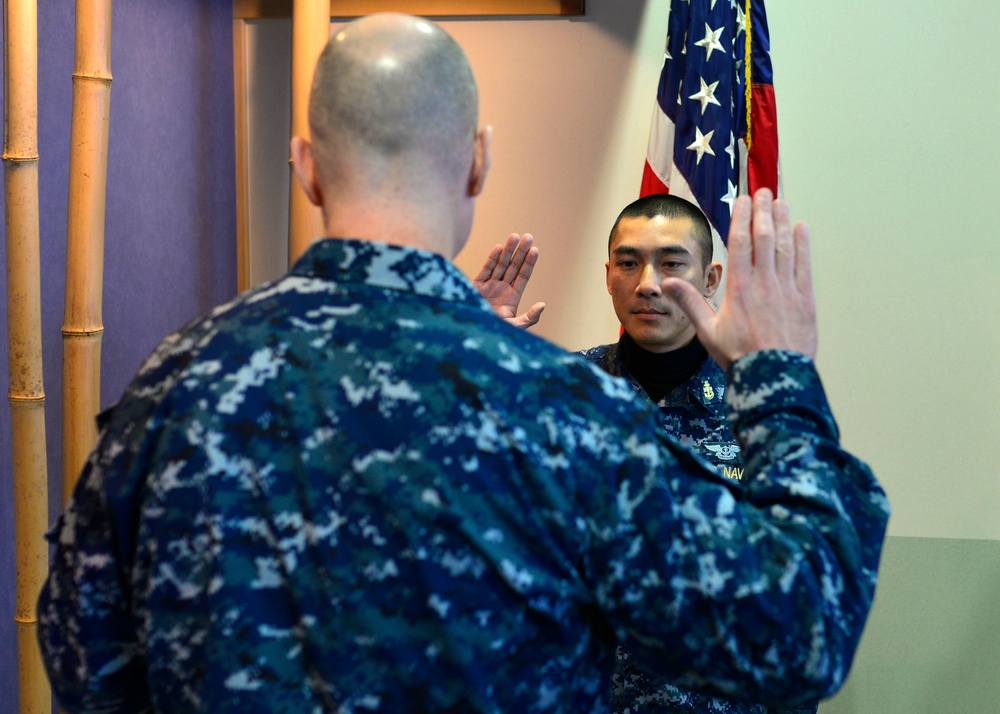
<box><xmin>586</xmin><ymin>350</ymin><xmax>889</xmax><ymax>709</ymax></box>
<box><xmin>37</xmin><ymin>441</ymin><xmax>154</xmax><ymax>714</ymax></box>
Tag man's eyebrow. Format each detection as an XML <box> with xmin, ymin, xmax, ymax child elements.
<box><xmin>611</xmin><ymin>244</ymin><xmax>692</xmax><ymax>258</ymax></box>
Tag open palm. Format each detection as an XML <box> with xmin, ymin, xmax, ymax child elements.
<box><xmin>473</xmin><ymin>232</ymin><xmax>546</xmax><ymax>329</ymax></box>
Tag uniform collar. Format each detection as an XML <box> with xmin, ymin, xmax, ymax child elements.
<box><xmin>290</xmin><ymin>238</ymin><xmax>491</xmax><ymax>311</ymax></box>
<box><xmin>615</xmin><ymin>347</ymin><xmax>725</xmax><ymax>413</ymax></box>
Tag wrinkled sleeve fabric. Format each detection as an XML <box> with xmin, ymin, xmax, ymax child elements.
<box><xmin>584</xmin><ymin>350</ymin><xmax>889</xmax><ymax>708</ymax></box>
<box><xmin>37</xmin><ymin>327</ymin><xmax>182</xmax><ymax>714</ymax></box>
<box><xmin>35</xmin><ymin>338</ymin><xmax>888</xmax><ymax>713</ymax></box>
<box><xmin>37</xmin><ymin>426</ymin><xmax>154</xmax><ymax>714</ymax></box>
<box><xmin>34</xmin><ymin>244</ymin><xmax>889</xmax><ymax>714</ymax></box>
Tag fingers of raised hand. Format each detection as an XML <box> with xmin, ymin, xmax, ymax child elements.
<box><xmin>751</xmin><ymin>188</ymin><xmax>777</xmax><ymax>276</ymax></box>
<box><xmin>793</xmin><ymin>221</ymin><xmax>813</xmax><ymax>297</ymax></box>
<box><xmin>474</xmin><ymin>241</ymin><xmax>507</xmax><ymax>284</ymax></box>
<box><xmin>743</xmin><ymin>190</ymin><xmax>817</xmax><ymax>358</ymax></box>
<box><xmin>793</xmin><ymin>222</ymin><xmax>818</xmax><ymax>357</ymax></box>
<box><xmin>664</xmin><ymin>279</ymin><xmax>719</xmax><ymax>344</ymax></box>
<box><xmin>510</xmin><ymin>244</ymin><xmax>539</xmax><ymax>294</ymax></box>
<box><xmin>502</xmin><ymin>233</ymin><xmax>533</xmax><ymax>284</ymax></box>
<box><xmin>727</xmin><ymin>195</ymin><xmax>754</xmax><ymax>279</ymax></box>
<box><xmin>772</xmin><ymin>199</ymin><xmax>795</xmax><ymax>282</ymax></box>
<box><xmin>495</xmin><ymin>233</ymin><xmax>521</xmax><ymax>279</ymax></box>
<box><xmin>715</xmin><ymin>189</ymin><xmax>817</xmax><ymax>362</ymax></box>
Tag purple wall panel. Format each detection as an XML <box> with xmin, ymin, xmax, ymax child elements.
<box><xmin>0</xmin><ymin>2</ymin><xmax>237</xmax><ymax>711</ymax></box>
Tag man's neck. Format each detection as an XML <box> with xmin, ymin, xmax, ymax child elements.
<box><xmin>620</xmin><ymin>332</ymin><xmax>707</xmax><ymax>403</ymax></box>
<box><xmin>318</xmin><ymin>183</ymin><xmax>468</xmax><ymax>259</ymax></box>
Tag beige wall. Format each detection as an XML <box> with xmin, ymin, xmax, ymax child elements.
<box><xmin>245</xmin><ymin>0</ymin><xmax>668</xmax><ymax>357</ymax></box>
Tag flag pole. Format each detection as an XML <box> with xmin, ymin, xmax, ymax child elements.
<box><xmin>3</xmin><ymin>0</ymin><xmax>52</xmax><ymax>710</ymax></box>
<box><xmin>62</xmin><ymin>0</ymin><xmax>113</xmax><ymax>504</ymax></box>
<box><xmin>288</xmin><ymin>0</ymin><xmax>327</xmax><ymax>266</ymax></box>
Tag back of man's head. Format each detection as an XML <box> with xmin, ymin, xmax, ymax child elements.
<box><xmin>608</xmin><ymin>194</ymin><xmax>714</xmax><ymax>267</ymax></box>
<box><xmin>308</xmin><ymin>13</ymin><xmax>479</xmax><ymax>189</ymax></box>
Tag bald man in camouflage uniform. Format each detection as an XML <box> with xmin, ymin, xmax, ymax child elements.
<box><xmin>38</xmin><ymin>13</ymin><xmax>889</xmax><ymax>714</ymax></box>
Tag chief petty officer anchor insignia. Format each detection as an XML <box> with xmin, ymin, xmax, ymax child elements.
<box><xmin>701</xmin><ymin>380</ymin><xmax>744</xmax><ymax>480</ymax></box>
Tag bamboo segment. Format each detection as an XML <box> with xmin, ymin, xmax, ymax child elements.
<box><xmin>288</xmin><ymin>0</ymin><xmax>328</xmax><ymax>265</ymax></box>
<box><xmin>3</xmin><ymin>0</ymin><xmax>52</xmax><ymax>712</ymax></box>
<box><xmin>61</xmin><ymin>336</ymin><xmax>101</xmax><ymax>500</ymax></box>
<box><xmin>62</xmin><ymin>0</ymin><xmax>112</xmax><ymax>504</ymax></box>
<box><xmin>233</xmin><ymin>18</ymin><xmax>252</xmax><ymax>292</ymax></box>
<box><xmin>12</xmin><ymin>399</ymin><xmax>50</xmax><ymax>714</ymax></box>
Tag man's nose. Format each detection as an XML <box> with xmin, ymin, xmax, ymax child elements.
<box><xmin>635</xmin><ymin>265</ymin><xmax>662</xmax><ymax>297</ymax></box>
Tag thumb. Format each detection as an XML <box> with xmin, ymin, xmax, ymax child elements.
<box><xmin>663</xmin><ymin>279</ymin><xmax>716</xmax><ymax>335</ymax></box>
<box><xmin>518</xmin><ymin>302</ymin><xmax>546</xmax><ymax>329</ymax></box>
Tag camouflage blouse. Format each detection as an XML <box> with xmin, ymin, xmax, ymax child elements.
<box><xmin>39</xmin><ymin>238</ymin><xmax>889</xmax><ymax>714</ymax></box>
<box><xmin>580</xmin><ymin>343</ymin><xmax>744</xmax><ymax>478</ymax></box>
<box><xmin>582</xmin><ymin>343</ymin><xmax>819</xmax><ymax>714</ymax></box>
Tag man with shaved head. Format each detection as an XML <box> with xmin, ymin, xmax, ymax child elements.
<box><xmin>38</xmin><ymin>14</ymin><xmax>888</xmax><ymax>714</ymax></box>
<box><xmin>295</xmin><ymin>13</ymin><xmax>486</xmax><ymax>259</ymax></box>
<box><xmin>587</xmin><ymin>194</ymin><xmax>818</xmax><ymax>714</ymax></box>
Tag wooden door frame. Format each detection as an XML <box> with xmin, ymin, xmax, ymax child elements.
<box><xmin>233</xmin><ymin>0</ymin><xmax>584</xmax><ymax>290</ymax></box>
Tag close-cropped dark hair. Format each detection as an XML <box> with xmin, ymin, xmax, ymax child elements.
<box><xmin>608</xmin><ymin>194</ymin><xmax>713</xmax><ymax>268</ymax></box>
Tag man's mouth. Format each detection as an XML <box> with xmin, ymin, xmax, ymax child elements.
<box><xmin>632</xmin><ymin>306</ymin><xmax>667</xmax><ymax>316</ymax></box>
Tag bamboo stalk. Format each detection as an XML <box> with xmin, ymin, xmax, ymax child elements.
<box><xmin>288</xmin><ymin>0</ymin><xmax>328</xmax><ymax>265</ymax></box>
<box><xmin>3</xmin><ymin>0</ymin><xmax>52</xmax><ymax>711</ymax></box>
<box><xmin>233</xmin><ymin>17</ymin><xmax>252</xmax><ymax>292</ymax></box>
<box><xmin>62</xmin><ymin>0</ymin><xmax>112</xmax><ymax>504</ymax></box>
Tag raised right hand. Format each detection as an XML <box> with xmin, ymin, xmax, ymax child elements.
<box><xmin>664</xmin><ymin>189</ymin><xmax>817</xmax><ymax>370</ymax></box>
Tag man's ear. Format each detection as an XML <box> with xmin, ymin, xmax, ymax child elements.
<box><xmin>605</xmin><ymin>260</ymin><xmax>612</xmax><ymax>294</ymax></box>
<box><xmin>702</xmin><ymin>261</ymin><xmax>723</xmax><ymax>298</ymax></box>
<box><xmin>468</xmin><ymin>125</ymin><xmax>493</xmax><ymax>197</ymax></box>
<box><xmin>290</xmin><ymin>136</ymin><xmax>323</xmax><ymax>207</ymax></box>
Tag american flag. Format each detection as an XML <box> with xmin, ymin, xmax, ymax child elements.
<box><xmin>640</xmin><ymin>0</ymin><xmax>779</xmax><ymax>246</ymax></box>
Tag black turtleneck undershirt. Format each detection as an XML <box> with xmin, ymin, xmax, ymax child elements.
<box><xmin>619</xmin><ymin>331</ymin><xmax>708</xmax><ymax>404</ymax></box>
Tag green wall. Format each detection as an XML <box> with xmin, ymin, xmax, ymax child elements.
<box><xmin>765</xmin><ymin>1</ymin><xmax>1000</xmax><ymax>710</ymax></box>
<box><xmin>823</xmin><ymin>537</ymin><xmax>1000</xmax><ymax>712</ymax></box>
<box><xmin>767</xmin><ymin>0</ymin><xmax>1000</xmax><ymax>542</ymax></box>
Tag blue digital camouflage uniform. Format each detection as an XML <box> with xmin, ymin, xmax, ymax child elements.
<box><xmin>580</xmin><ymin>343</ymin><xmax>743</xmax><ymax>481</ymax></box>
<box><xmin>582</xmin><ymin>342</ymin><xmax>818</xmax><ymax>714</ymax></box>
<box><xmin>38</xmin><ymin>238</ymin><xmax>889</xmax><ymax>714</ymax></box>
